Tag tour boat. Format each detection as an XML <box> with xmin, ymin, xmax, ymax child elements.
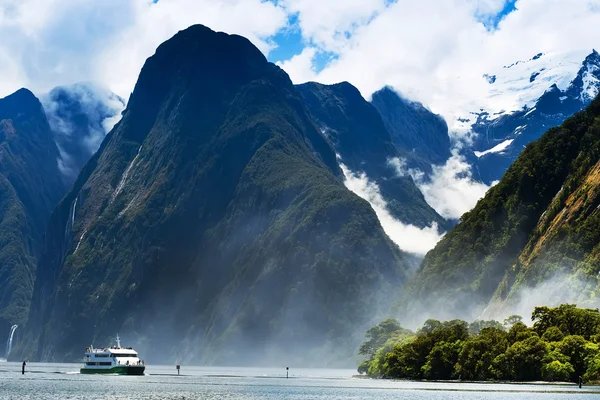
<box><xmin>80</xmin><ymin>334</ymin><xmax>145</xmax><ymax>375</ymax></box>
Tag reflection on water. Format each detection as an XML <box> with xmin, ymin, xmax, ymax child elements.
<box><xmin>0</xmin><ymin>362</ymin><xmax>599</xmax><ymax>399</ymax></box>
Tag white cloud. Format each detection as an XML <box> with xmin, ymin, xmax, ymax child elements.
<box><xmin>340</xmin><ymin>163</ymin><xmax>443</xmax><ymax>256</ymax></box>
<box><xmin>0</xmin><ymin>0</ymin><xmax>288</xmax><ymax>99</ymax></box>
<box><xmin>282</xmin><ymin>0</ymin><xmax>600</xmax><ymax>135</ymax></box>
<box><xmin>389</xmin><ymin>152</ymin><xmax>494</xmax><ymax>220</ymax></box>
<box><xmin>276</xmin><ymin>47</ymin><xmax>318</xmax><ymax>83</ymax></box>
<box><xmin>280</xmin><ymin>0</ymin><xmax>388</xmax><ymax>51</ymax></box>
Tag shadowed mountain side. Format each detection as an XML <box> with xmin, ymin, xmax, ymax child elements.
<box><xmin>371</xmin><ymin>86</ymin><xmax>451</xmax><ymax>172</ymax></box>
<box><xmin>297</xmin><ymin>82</ymin><xmax>448</xmax><ymax>231</ymax></box>
<box><xmin>0</xmin><ymin>89</ymin><xmax>66</xmax><ymax>352</ymax></box>
<box><xmin>21</xmin><ymin>25</ymin><xmax>409</xmax><ymax>366</ymax></box>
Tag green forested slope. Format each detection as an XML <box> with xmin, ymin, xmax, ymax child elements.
<box><xmin>23</xmin><ymin>25</ymin><xmax>408</xmax><ymax>365</ymax></box>
<box><xmin>0</xmin><ymin>89</ymin><xmax>66</xmax><ymax>351</ymax></box>
<box><xmin>401</xmin><ymin>95</ymin><xmax>600</xmax><ymax>321</ymax></box>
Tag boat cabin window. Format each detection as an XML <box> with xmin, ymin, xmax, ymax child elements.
<box><xmin>95</xmin><ymin>353</ymin><xmax>110</xmax><ymax>357</ymax></box>
<box><xmin>110</xmin><ymin>353</ymin><xmax>136</xmax><ymax>357</ymax></box>
<box><xmin>86</xmin><ymin>362</ymin><xmax>112</xmax><ymax>366</ymax></box>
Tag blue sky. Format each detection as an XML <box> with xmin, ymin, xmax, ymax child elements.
<box><xmin>266</xmin><ymin>0</ymin><xmax>520</xmax><ymax>72</ymax></box>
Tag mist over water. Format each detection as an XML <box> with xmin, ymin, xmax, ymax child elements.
<box><xmin>394</xmin><ymin>270</ymin><xmax>600</xmax><ymax>331</ymax></box>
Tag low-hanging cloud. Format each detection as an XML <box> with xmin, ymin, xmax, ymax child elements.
<box><xmin>340</xmin><ymin>163</ymin><xmax>443</xmax><ymax>256</ymax></box>
<box><xmin>42</xmin><ymin>82</ymin><xmax>125</xmax><ymax>179</ymax></box>
<box><xmin>389</xmin><ymin>151</ymin><xmax>493</xmax><ymax>220</ymax></box>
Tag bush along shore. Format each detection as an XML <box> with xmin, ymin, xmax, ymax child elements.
<box><xmin>358</xmin><ymin>304</ymin><xmax>600</xmax><ymax>383</ymax></box>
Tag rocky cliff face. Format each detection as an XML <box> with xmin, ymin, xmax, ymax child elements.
<box><xmin>0</xmin><ymin>89</ymin><xmax>66</xmax><ymax>354</ymax></box>
<box><xmin>371</xmin><ymin>86</ymin><xmax>451</xmax><ymax>173</ymax></box>
<box><xmin>23</xmin><ymin>25</ymin><xmax>409</xmax><ymax>366</ymax></box>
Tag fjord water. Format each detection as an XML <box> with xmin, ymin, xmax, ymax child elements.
<box><xmin>1</xmin><ymin>363</ymin><xmax>598</xmax><ymax>400</ymax></box>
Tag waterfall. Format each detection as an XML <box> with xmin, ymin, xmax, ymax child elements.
<box><xmin>5</xmin><ymin>325</ymin><xmax>17</xmax><ymax>357</ymax></box>
<box><xmin>111</xmin><ymin>146</ymin><xmax>142</xmax><ymax>203</ymax></box>
<box><xmin>72</xmin><ymin>196</ymin><xmax>78</xmax><ymax>226</ymax></box>
<box><xmin>74</xmin><ymin>229</ymin><xmax>88</xmax><ymax>253</ymax></box>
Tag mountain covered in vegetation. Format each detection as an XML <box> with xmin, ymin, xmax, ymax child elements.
<box><xmin>20</xmin><ymin>25</ymin><xmax>410</xmax><ymax>365</ymax></box>
<box><xmin>0</xmin><ymin>89</ymin><xmax>67</xmax><ymax>352</ymax></box>
<box><xmin>400</xmin><ymin>93</ymin><xmax>600</xmax><ymax>322</ymax></box>
<box><xmin>297</xmin><ymin>82</ymin><xmax>447</xmax><ymax>230</ymax></box>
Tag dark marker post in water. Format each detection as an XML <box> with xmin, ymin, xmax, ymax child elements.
<box><xmin>176</xmin><ymin>364</ymin><xmax>180</xmax><ymax>375</ymax></box>
<box><xmin>21</xmin><ymin>361</ymin><xmax>26</xmax><ymax>375</ymax></box>
<box><xmin>286</xmin><ymin>367</ymin><xmax>289</xmax><ymax>379</ymax></box>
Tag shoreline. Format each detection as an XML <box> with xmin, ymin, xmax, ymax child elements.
<box><xmin>352</xmin><ymin>375</ymin><xmax>599</xmax><ymax>386</ymax></box>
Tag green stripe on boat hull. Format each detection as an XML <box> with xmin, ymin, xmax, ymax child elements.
<box><xmin>80</xmin><ymin>366</ymin><xmax>145</xmax><ymax>375</ymax></box>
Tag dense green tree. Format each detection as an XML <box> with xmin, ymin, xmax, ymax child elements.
<box><xmin>541</xmin><ymin>360</ymin><xmax>575</xmax><ymax>382</ymax></box>
<box><xmin>507</xmin><ymin>322</ymin><xmax>535</xmax><ymax>345</ymax></box>
<box><xmin>456</xmin><ymin>327</ymin><xmax>508</xmax><ymax>380</ymax></box>
<box><xmin>469</xmin><ymin>320</ymin><xmax>505</xmax><ymax>335</ymax></box>
<box><xmin>358</xmin><ymin>305</ymin><xmax>600</xmax><ymax>383</ymax></box>
<box><xmin>542</xmin><ymin>327</ymin><xmax>565</xmax><ymax>342</ymax></box>
<box><xmin>492</xmin><ymin>335</ymin><xmax>548</xmax><ymax>381</ymax></box>
<box><xmin>503</xmin><ymin>315</ymin><xmax>523</xmax><ymax>327</ymax></box>
<box><xmin>584</xmin><ymin>354</ymin><xmax>600</xmax><ymax>382</ymax></box>
<box><xmin>532</xmin><ymin>305</ymin><xmax>600</xmax><ymax>340</ymax></box>
<box><xmin>359</xmin><ymin>319</ymin><xmax>410</xmax><ymax>358</ymax></box>
<box><xmin>422</xmin><ymin>340</ymin><xmax>463</xmax><ymax>379</ymax></box>
<box><xmin>365</xmin><ymin>332</ymin><xmax>415</xmax><ymax>377</ymax></box>
<box><xmin>557</xmin><ymin>335</ymin><xmax>599</xmax><ymax>381</ymax></box>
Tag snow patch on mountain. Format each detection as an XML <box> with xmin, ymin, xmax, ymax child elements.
<box><xmin>449</xmin><ymin>51</ymin><xmax>586</xmax><ymax>137</ymax></box>
<box><xmin>474</xmin><ymin>139</ymin><xmax>514</xmax><ymax>158</ymax></box>
<box><xmin>580</xmin><ymin>63</ymin><xmax>600</xmax><ymax>102</ymax></box>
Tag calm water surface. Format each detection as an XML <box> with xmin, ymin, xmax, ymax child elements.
<box><xmin>1</xmin><ymin>361</ymin><xmax>599</xmax><ymax>399</ymax></box>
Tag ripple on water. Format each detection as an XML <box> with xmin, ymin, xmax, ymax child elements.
<box><xmin>1</xmin><ymin>364</ymin><xmax>599</xmax><ymax>400</ymax></box>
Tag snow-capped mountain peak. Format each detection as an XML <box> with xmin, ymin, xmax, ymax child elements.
<box><xmin>464</xmin><ymin>50</ymin><xmax>600</xmax><ymax>185</ymax></box>
<box><xmin>573</xmin><ymin>49</ymin><xmax>600</xmax><ymax>102</ymax></box>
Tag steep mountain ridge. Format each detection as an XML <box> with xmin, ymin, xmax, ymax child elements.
<box><xmin>297</xmin><ymin>82</ymin><xmax>447</xmax><ymax>230</ymax></box>
<box><xmin>371</xmin><ymin>86</ymin><xmax>451</xmax><ymax>172</ymax></box>
<box><xmin>401</xmin><ymin>94</ymin><xmax>600</xmax><ymax>322</ymax></box>
<box><xmin>0</xmin><ymin>89</ymin><xmax>66</xmax><ymax>352</ymax></box>
<box><xmin>23</xmin><ymin>25</ymin><xmax>408</xmax><ymax>365</ymax></box>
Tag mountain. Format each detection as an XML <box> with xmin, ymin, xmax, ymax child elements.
<box><xmin>43</xmin><ymin>83</ymin><xmax>125</xmax><ymax>181</ymax></box>
<box><xmin>297</xmin><ymin>82</ymin><xmax>448</xmax><ymax>230</ymax></box>
<box><xmin>0</xmin><ymin>89</ymin><xmax>67</xmax><ymax>354</ymax></box>
<box><xmin>21</xmin><ymin>25</ymin><xmax>409</xmax><ymax>365</ymax></box>
<box><xmin>371</xmin><ymin>86</ymin><xmax>452</xmax><ymax>172</ymax></box>
<box><xmin>469</xmin><ymin>50</ymin><xmax>600</xmax><ymax>184</ymax></box>
<box><xmin>400</xmin><ymin>93</ymin><xmax>600</xmax><ymax>322</ymax></box>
